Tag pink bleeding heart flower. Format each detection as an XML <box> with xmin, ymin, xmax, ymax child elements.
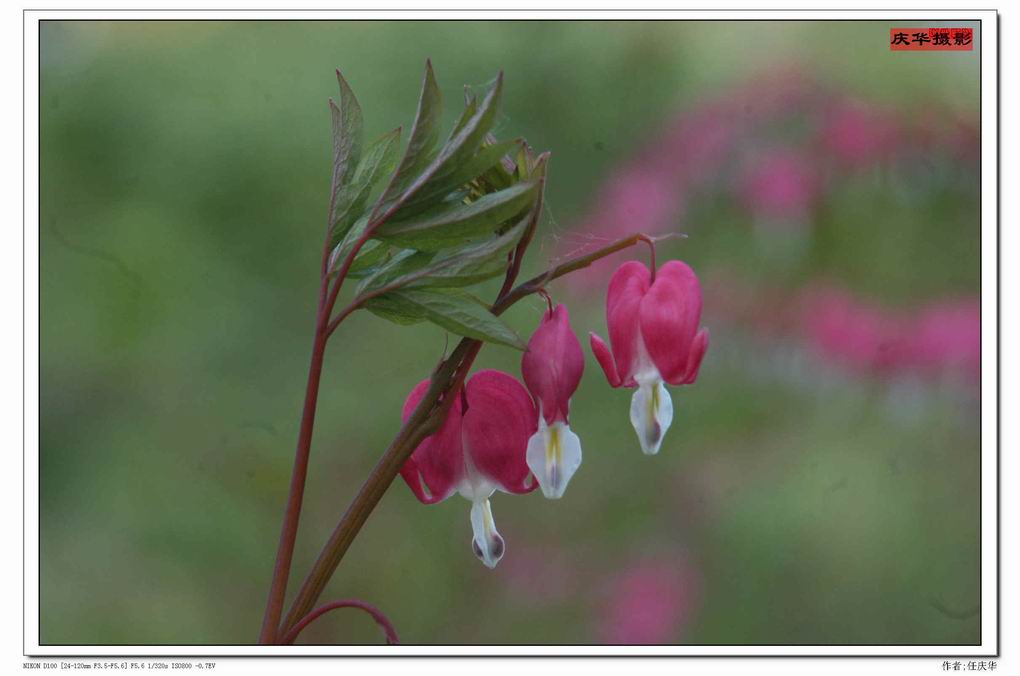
<box><xmin>399</xmin><ymin>369</ymin><xmax>538</xmax><ymax>568</ymax></box>
<box><xmin>590</xmin><ymin>260</ymin><xmax>709</xmax><ymax>455</ymax></box>
<box><xmin>521</xmin><ymin>303</ymin><xmax>585</xmax><ymax>499</ymax></box>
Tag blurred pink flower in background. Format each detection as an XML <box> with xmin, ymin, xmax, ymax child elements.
<box><xmin>658</xmin><ymin>103</ymin><xmax>740</xmax><ymax>191</ymax></box>
<box><xmin>820</xmin><ymin>99</ymin><xmax>900</xmax><ymax>168</ymax></box>
<box><xmin>800</xmin><ymin>286</ymin><xmax>980</xmax><ymax>382</ymax></box>
<box><xmin>597</xmin><ymin>557</ymin><xmax>701</xmax><ymax>644</ymax></box>
<box><xmin>502</xmin><ymin>544</ymin><xmax>578</xmax><ymax>609</ymax></box>
<box><xmin>559</xmin><ymin>70</ymin><xmax>975</xmax><ymax>274</ymax></box>
<box><xmin>586</xmin><ymin>166</ymin><xmax>680</xmax><ymax>242</ymax></box>
<box><xmin>741</xmin><ymin>148</ymin><xmax>819</xmax><ymax>221</ymax></box>
<box><xmin>908</xmin><ymin>299</ymin><xmax>981</xmax><ymax>381</ymax></box>
<box><xmin>561</xmin><ymin>71</ymin><xmax>915</xmax><ymax>284</ymax></box>
<box><xmin>801</xmin><ymin>287</ymin><xmax>907</xmax><ymax>376</ymax></box>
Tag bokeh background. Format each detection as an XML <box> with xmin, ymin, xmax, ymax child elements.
<box><xmin>40</xmin><ymin>20</ymin><xmax>982</xmax><ymax>645</ymax></box>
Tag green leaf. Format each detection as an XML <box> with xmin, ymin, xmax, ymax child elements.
<box><xmin>474</xmin><ymin>133</ymin><xmax>517</xmax><ymax>191</ymax></box>
<box><xmin>379</xmin><ymin>61</ymin><xmax>443</xmax><ymax>205</ymax></box>
<box><xmin>447</xmin><ymin>88</ymin><xmax>477</xmax><ymax>142</ymax></box>
<box><xmin>373</xmin><ymin>180</ymin><xmax>538</xmax><ymax>251</ymax></box>
<box><xmin>363</xmin><ymin>296</ymin><xmax>426</xmax><ymax>326</ymax></box>
<box><xmin>354</xmin><ymin>248</ymin><xmax>434</xmax><ymax>295</ymax></box>
<box><xmin>329</xmin><ymin>215</ymin><xmax>396</xmax><ymax>277</ymax></box>
<box><xmin>344</xmin><ymin>242</ymin><xmax>398</xmax><ymax>279</ymax></box>
<box><xmin>356</xmin><ymin>217</ymin><xmax>527</xmax><ymax>295</ymax></box>
<box><xmin>365</xmin><ymin>288</ymin><xmax>525</xmax><ymax>349</ymax></box>
<box><xmin>404</xmin><ymin>139</ymin><xmax>522</xmax><ymax>212</ymax></box>
<box><xmin>375</xmin><ymin>73</ymin><xmax>504</xmax><ymax>223</ymax></box>
<box><xmin>329</xmin><ymin>70</ymin><xmax>364</xmax><ymax>223</ymax></box>
<box><xmin>428</xmin><ymin>73</ymin><xmax>503</xmax><ymax>188</ymax></box>
<box><xmin>408</xmin><ymin>218</ymin><xmax>527</xmax><ymax>288</ymax></box>
<box><xmin>331</xmin><ymin>128</ymin><xmax>401</xmax><ymax>245</ymax></box>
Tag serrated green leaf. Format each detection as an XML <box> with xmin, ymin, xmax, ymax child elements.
<box><xmin>379</xmin><ymin>61</ymin><xmax>443</xmax><ymax>205</ymax></box>
<box><xmin>373</xmin><ymin>180</ymin><xmax>538</xmax><ymax>251</ymax></box>
<box><xmin>365</xmin><ymin>288</ymin><xmax>525</xmax><ymax>349</ymax></box>
<box><xmin>331</xmin><ymin>128</ymin><xmax>401</xmax><ymax>245</ymax></box>
<box><xmin>329</xmin><ymin>71</ymin><xmax>364</xmax><ymax>220</ymax></box>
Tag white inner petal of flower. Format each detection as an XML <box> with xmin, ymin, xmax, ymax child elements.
<box><xmin>526</xmin><ymin>414</ymin><xmax>582</xmax><ymax>499</ymax></box>
<box><xmin>628</xmin><ymin>336</ymin><xmax>674</xmax><ymax>455</ymax></box>
<box><xmin>459</xmin><ymin>440</ymin><xmax>503</xmax><ymax>568</ymax></box>
<box><xmin>468</xmin><ymin>498</ymin><xmax>505</xmax><ymax>569</ymax></box>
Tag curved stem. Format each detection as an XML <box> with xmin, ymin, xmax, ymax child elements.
<box><xmin>493</xmin><ymin>232</ymin><xmax>650</xmax><ymax>313</ymax></box>
<box><xmin>279</xmin><ymin>339</ymin><xmax>482</xmax><ymax>634</ymax></box>
<box><xmin>536</xmin><ymin>288</ymin><xmax>554</xmax><ymax>317</ymax></box>
<box><xmin>638</xmin><ymin>234</ymin><xmax>657</xmax><ymax>282</ymax></box>
<box><xmin>281</xmin><ymin>599</ymin><xmax>399</xmax><ymax>645</ymax></box>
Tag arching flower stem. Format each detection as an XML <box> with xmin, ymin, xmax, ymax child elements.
<box><xmin>638</xmin><ymin>233</ymin><xmax>657</xmax><ymax>283</ymax></box>
<box><xmin>536</xmin><ymin>288</ymin><xmax>554</xmax><ymax>318</ymax></box>
<box><xmin>281</xmin><ymin>599</ymin><xmax>400</xmax><ymax>645</ymax></box>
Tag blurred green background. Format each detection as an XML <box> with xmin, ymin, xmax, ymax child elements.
<box><xmin>40</xmin><ymin>20</ymin><xmax>981</xmax><ymax>645</ymax></box>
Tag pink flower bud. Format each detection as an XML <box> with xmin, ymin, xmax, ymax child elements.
<box><xmin>590</xmin><ymin>260</ymin><xmax>709</xmax><ymax>455</ymax></box>
<box><xmin>399</xmin><ymin>369</ymin><xmax>538</xmax><ymax>569</ymax></box>
<box><xmin>521</xmin><ymin>304</ymin><xmax>585</xmax><ymax>499</ymax></box>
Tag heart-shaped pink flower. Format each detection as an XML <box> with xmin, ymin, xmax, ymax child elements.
<box><xmin>399</xmin><ymin>369</ymin><xmax>538</xmax><ymax>568</ymax></box>
<box><xmin>590</xmin><ymin>260</ymin><xmax>709</xmax><ymax>455</ymax></box>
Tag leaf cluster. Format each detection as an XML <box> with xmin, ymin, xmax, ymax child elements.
<box><xmin>325</xmin><ymin>62</ymin><xmax>547</xmax><ymax>349</ymax></box>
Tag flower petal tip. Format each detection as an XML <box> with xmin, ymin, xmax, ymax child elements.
<box><xmin>590</xmin><ymin>332</ymin><xmax>622</xmax><ymax>387</ymax></box>
<box><xmin>469</xmin><ymin>498</ymin><xmax>506</xmax><ymax>569</ymax></box>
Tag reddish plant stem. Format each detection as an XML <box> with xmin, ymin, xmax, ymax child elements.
<box><xmin>536</xmin><ymin>288</ymin><xmax>554</xmax><ymax>317</ymax></box>
<box><xmin>259</xmin><ymin>215</ymin><xmax>379</xmax><ymax>644</ymax></box>
<box><xmin>280</xmin><ymin>599</ymin><xmax>399</xmax><ymax>645</ymax></box>
<box><xmin>257</xmin><ymin>321</ymin><xmax>328</xmax><ymax>644</ymax></box>
<box><xmin>639</xmin><ymin>233</ymin><xmax>657</xmax><ymax>282</ymax></box>
<box><xmin>279</xmin><ymin>338</ymin><xmax>482</xmax><ymax>635</ymax></box>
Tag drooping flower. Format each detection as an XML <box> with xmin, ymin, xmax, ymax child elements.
<box><xmin>521</xmin><ymin>303</ymin><xmax>585</xmax><ymax>499</ymax></box>
<box><xmin>590</xmin><ymin>260</ymin><xmax>709</xmax><ymax>455</ymax></box>
<box><xmin>399</xmin><ymin>369</ymin><xmax>538</xmax><ymax>568</ymax></box>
